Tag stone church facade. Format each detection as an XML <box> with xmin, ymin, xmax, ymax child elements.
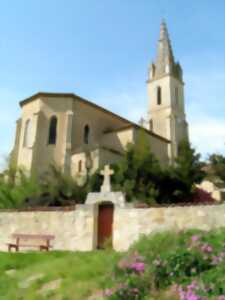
<box><xmin>11</xmin><ymin>21</ymin><xmax>188</xmax><ymax>177</ymax></box>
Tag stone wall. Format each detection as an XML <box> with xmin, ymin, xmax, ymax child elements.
<box><xmin>0</xmin><ymin>204</ymin><xmax>224</xmax><ymax>252</ymax></box>
<box><xmin>113</xmin><ymin>204</ymin><xmax>225</xmax><ymax>251</ymax></box>
<box><xmin>0</xmin><ymin>205</ymin><xmax>95</xmax><ymax>252</ymax></box>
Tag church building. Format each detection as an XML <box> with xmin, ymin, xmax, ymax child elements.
<box><xmin>11</xmin><ymin>21</ymin><xmax>188</xmax><ymax>177</ymax></box>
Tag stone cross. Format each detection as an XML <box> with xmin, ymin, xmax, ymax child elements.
<box><xmin>100</xmin><ymin>165</ymin><xmax>114</xmax><ymax>193</ymax></box>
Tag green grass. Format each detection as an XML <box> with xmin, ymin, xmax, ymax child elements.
<box><xmin>1</xmin><ymin>229</ymin><xmax>225</xmax><ymax>300</ymax></box>
<box><xmin>0</xmin><ymin>250</ymin><xmax>121</xmax><ymax>300</ymax></box>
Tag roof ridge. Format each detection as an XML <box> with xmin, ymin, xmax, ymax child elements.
<box><xmin>19</xmin><ymin>91</ymin><xmax>170</xmax><ymax>143</ymax></box>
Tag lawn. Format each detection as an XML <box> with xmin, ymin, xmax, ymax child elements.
<box><xmin>0</xmin><ymin>250</ymin><xmax>120</xmax><ymax>300</ymax></box>
<box><xmin>0</xmin><ymin>229</ymin><xmax>225</xmax><ymax>300</ymax></box>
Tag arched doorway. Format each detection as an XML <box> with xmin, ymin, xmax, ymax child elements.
<box><xmin>97</xmin><ymin>202</ymin><xmax>114</xmax><ymax>249</ymax></box>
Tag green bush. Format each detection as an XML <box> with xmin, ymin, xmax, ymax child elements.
<box><xmin>104</xmin><ymin>252</ymin><xmax>150</xmax><ymax>300</ymax></box>
<box><xmin>0</xmin><ymin>173</ymin><xmax>42</xmax><ymax>209</ymax></box>
<box><xmin>0</xmin><ymin>165</ymin><xmax>87</xmax><ymax>209</ymax></box>
<box><xmin>90</xmin><ymin>132</ymin><xmax>205</xmax><ymax>205</ymax></box>
<box><xmin>104</xmin><ymin>229</ymin><xmax>225</xmax><ymax>300</ymax></box>
<box><xmin>153</xmin><ymin>249</ymin><xmax>212</xmax><ymax>288</ymax></box>
<box><xmin>208</xmin><ymin>154</ymin><xmax>225</xmax><ymax>183</ymax></box>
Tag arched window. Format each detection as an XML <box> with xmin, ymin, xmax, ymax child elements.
<box><xmin>48</xmin><ymin>116</ymin><xmax>58</xmax><ymax>145</ymax></box>
<box><xmin>84</xmin><ymin>124</ymin><xmax>90</xmax><ymax>144</ymax></box>
<box><xmin>23</xmin><ymin>119</ymin><xmax>32</xmax><ymax>147</ymax></box>
<box><xmin>157</xmin><ymin>86</ymin><xmax>162</xmax><ymax>105</ymax></box>
<box><xmin>78</xmin><ymin>160</ymin><xmax>82</xmax><ymax>173</ymax></box>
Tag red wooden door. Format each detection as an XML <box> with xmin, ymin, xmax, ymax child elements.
<box><xmin>97</xmin><ymin>203</ymin><xmax>114</xmax><ymax>249</ymax></box>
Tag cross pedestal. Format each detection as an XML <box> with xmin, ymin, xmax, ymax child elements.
<box><xmin>100</xmin><ymin>165</ymin><xmax>114</xmax><ymax>193</ymax></box>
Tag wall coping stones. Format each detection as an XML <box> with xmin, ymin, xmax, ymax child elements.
<box><xmin>0</xmin><ymin>206</ymin><xmax>76</xmax><ymax>212</ymax></box>
<box><xmin>86</xmin><ymin>192</ymin><xmax>126</xmax><ymax>207</ymax></box>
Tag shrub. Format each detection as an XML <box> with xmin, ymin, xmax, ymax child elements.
<box><xmin>104</xmin><ymin>252</ymin><xmax>150</xmax><ymax>300</ymax></box>
<box><xmin>0</xmin><ymin>165</ymin><xmax>87</xmax><ymax>209</ymax></box>
<box><xmin>208</xmin><ymin>154</ymin><xmax>225</xmax><ymax>183</ymax></box>
<box><xmin>104</xmin><ymin>229</ymin><xmax>225</xmax><ymax>300</ymax></box>
<box><xmin>0</xmin><ymin>172</ymin><xmax>42</xmax><ymax>209</ymax></box>
<box><xmin>111</xmin><ymin>130</ymin><xmax>161</xmax><ymax>204</ymax></box>
<box><xmin>89</xmin><ymin>133</ymin><xmax>206</xmax><ymax>205</ymax></box>
<box><xmin>153</xmin><ymin>232</ymin><xmax>225</xmax><ymax>289</ymax></box>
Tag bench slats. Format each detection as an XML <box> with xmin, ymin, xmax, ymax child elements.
<box><xmin>12</xmin><ymin>234</ymin><xmax>55</xmax><ymax>240</ymax></box>
<box><xmin>8</xmin><ymin>233</ymin><xmax>55</xmax><ymax>252</ymax></box>
<box><xmin>8</xmin><ymin>243</ymin><xmax>53</xmax><ymax>247</ymax></box>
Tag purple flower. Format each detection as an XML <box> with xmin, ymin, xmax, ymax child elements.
<box><xmin>191</xmin><ymin>235</ymin><xmax>200</xmax><ymax>242</ymax></box>
<box><xmin>187</xmin><ymin>281</ymin><xmax>198</xmax><ymax>290</ymax></box>
<box><xmin>186</xmin><ymin>294</ymin><xmax>200</xmax><ymax>300</ymax></box>
<box><xmin>130</xmin><ymin>262</ymin><xmax>145</xmax><ymax>273</ymax></box>
<box><xmin>201</xmin><ymin>243</ymin><xmax>213</xmax><ymax>253</ymax></box>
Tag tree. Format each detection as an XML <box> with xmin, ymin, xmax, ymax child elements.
<box><xmin>208</xmin><ymin>154</ymin><xmax>225</xmax><ymax>183</ymax></box>
<box><xmin>89</xmin><ymin>135</ymin><xmax>205</xmax><ymax>205</ymax></box>
<box><xmin>111</xmin><ymin>130</ymin><xmax>161</xmax><ymax>205</ymax></box>
<box><xmin>0</xmin><ymin>164</ymin><xmax>88</xmax><ymax>209</ymax></box>
<box><xmin>170</xmin><ymin>139</ymin><xmax>205</xmax><ymax>201</ymax></box>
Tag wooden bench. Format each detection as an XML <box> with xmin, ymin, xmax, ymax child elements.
<box><xmin>7</xmin><ymin>234</ymin><xmax>55</xmax><ymax>252</ymax></box>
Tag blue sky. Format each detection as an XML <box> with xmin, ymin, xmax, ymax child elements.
<box><xmin>0</xmin><ymin>0</ymin><xmax>225</xmax><ymax>169</ymax></box>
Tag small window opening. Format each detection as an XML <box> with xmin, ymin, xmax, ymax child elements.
<box><xmin>157</xmin><ymin>87</ymin><xmax>162</xmax><ymax>105</ymax></box>
<box><xmin>84</xmin><ymin>124</ymin><xmax>90</xmax><ymax>144</ymax></box>
<box><xmin>48</xmin><ymin>116</ymin><xmax>58</xmax><ymax>145</ymax></box>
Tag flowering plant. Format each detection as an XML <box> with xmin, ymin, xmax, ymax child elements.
<box><xmin>103</xmin><ymin>230</ymin><xmax>225</xmax><ymax>300</ymax></box>
<box><xmin>104</xmin><ymin>252</ymin><xmax>149</xmax><ymax>300</ymax></box>
<box><xmin>153</xmin><ymin>235</ymin><xmax>225</xmax><ymax>300</ymax></box>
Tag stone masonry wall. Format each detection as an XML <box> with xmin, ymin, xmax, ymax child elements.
<box><xmin>0</xmin><ymin>204</ymin><xmax>224</xmax><ymax>252</ymax></box>
<box><xmin>113</xmin><ymin>204</ymin><xmax>225</xmax><ymax>251</ymax></box>
<box><xmin>0</xmin><ymin>205</ymin><xmax>95</xmax><ymax>252</ymax></box>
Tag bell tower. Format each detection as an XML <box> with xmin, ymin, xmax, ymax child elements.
<box><xmin>147</xmin><ymin>20</ymin><xmax>188</xmax><ymax>160</ymax></box>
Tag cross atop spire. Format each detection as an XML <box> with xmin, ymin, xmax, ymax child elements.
<box><xmin>148</xmin><ymin>20</ymin><xmax>183</xmax><ymax>82</ymax></box>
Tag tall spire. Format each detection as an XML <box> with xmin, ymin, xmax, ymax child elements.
<box><xmin>148</xmin><ymin>20</ymin><xmax>183</xmax><ymax>81</ymax></box>
<box><xmin>155</xmin><ymin>19</ymin><xmax>175</xmax><ymax>76</ymax></box>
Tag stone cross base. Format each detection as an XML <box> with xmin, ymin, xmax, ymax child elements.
<box><xmin>85</xmin><ymin>192</ymin><xmax>126</xmax><ymax>208</ymax></box>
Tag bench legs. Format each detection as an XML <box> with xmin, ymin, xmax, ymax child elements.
<box><xmin>40</xmin><ymin>245</ymin><xmax>49</xmax><ymax>252</ymax></box>
<box><xmin>7</xmin><ymin>244</ymin><xmax>50</xmax><ymax>252</ymax></box>
<box><xmin>8</xmin><ymin>244</ymin><xmax>19</xmax><ymax>252</ymax></box>
<box><xmin>8</xmin><ymin>245</ymin><xmax>49</xmax><ymax>252</ymax></box>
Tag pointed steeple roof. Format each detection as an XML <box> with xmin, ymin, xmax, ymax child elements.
<box><xmin>148</xmin><ymin>20</ymin><xmax>183</xmax><ymax>82</ymax></box>
<box><xmin>155</xmin><ymin>19</ymin><xmax>175</xmax><ymax>77</ymax></box>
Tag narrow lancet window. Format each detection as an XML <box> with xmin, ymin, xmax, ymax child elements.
<box><xmin>84</xmin><ymin>124</ymin><xmax>90</xmax><ymax>144</ymax></box>
<box><xmin>48</xmin><ymin>116</ymin><xmax>58</xmax><ymax>145</ymax></box>
<box><xmin>157</xmin><ymin>87</ymin><xmax>162</xmax><ymax>105</ymax></box>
